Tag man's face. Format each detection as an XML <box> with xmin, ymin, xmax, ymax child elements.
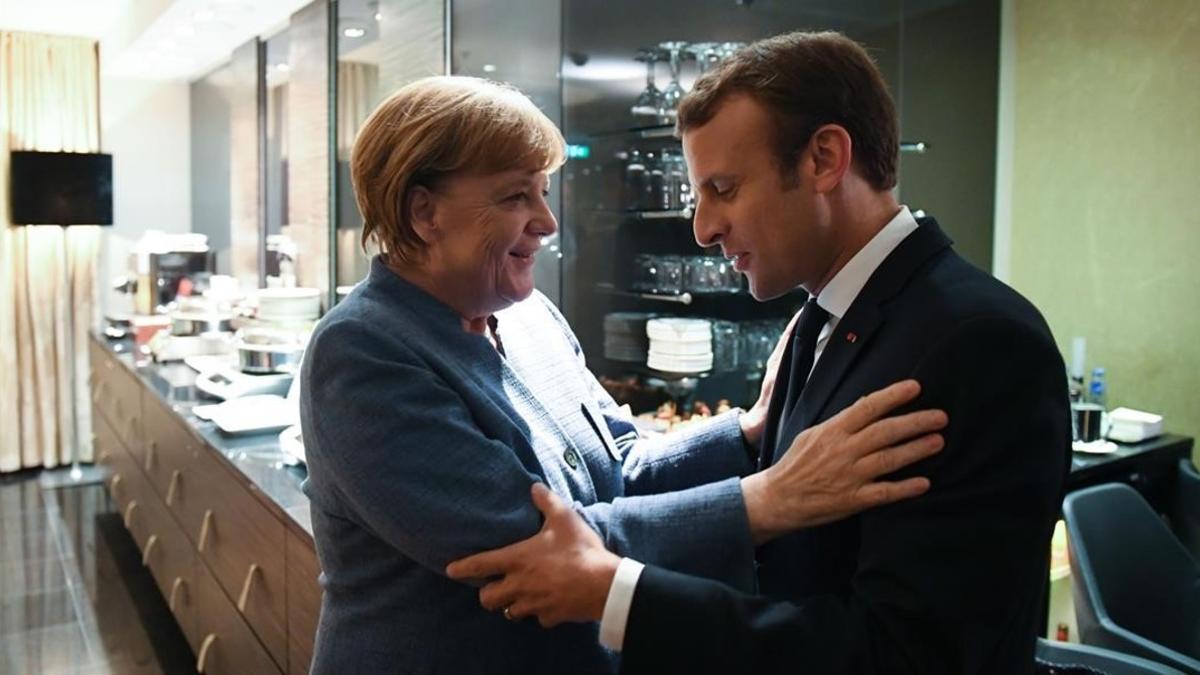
<box><xmin>682</xmin><ymin>95</ymin><xmax>835</xmax><ymax>300</ymax></box>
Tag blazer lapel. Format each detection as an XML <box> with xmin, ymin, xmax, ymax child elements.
<box><xmin>771</xmin><ymin>218</ymin><xmax>953</xmax><ymax>464</ymax></box>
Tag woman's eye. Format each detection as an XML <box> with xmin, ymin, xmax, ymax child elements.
<box><xmin>506</xmin><ymin>193</ymin><xmax>527</xmax><ymax>203</ymax></box>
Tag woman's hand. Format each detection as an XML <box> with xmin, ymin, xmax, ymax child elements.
<box><xmin>739</xmin><ymin>311</ymin><xmax>801</xmax><ymax>449</ymax></box>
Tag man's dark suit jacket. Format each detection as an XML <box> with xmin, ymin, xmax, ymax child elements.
<box><xmin>620</xmin><ymin>218</ymin><xmax>1072</xmax><ymax>674</ymax></box>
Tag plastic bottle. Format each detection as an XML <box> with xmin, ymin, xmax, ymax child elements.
<box><xmin>1088</xmin><ymin>367</ymin><xmax>1107</xmax><ymax>411</ymax></box>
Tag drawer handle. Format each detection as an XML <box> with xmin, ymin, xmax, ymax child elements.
<box><xmin>165</xmin><ymin>470</ymin><xmax>182</xmax><ymax>506</ymax></box>
<box><xmin>141</xmin><ymin>534</ymin><xmax>159</xmax><ymax>566</ymax></box>
<box><xmin>123</xmin><ymin>500</ymin><xmax>139</xmax><ymax>528</ymax></box>
<box><xmin>196</xmin><ymin>633</ymin><xmax>218</xmax><ymax>673</ymax></box>
<box><xmin>169</xmin><ymin>577</ymin><xmax>187</xmax><ymax>612</ymax></box>
<box><xmin>144</xmin><ymin>441</ymin><xmax>157</xmax><ymax>471</ymax></box>
<box><xmin>236</xmin><ymin>563</ymin><xmax>261</xmax><ymax>613</ymax></box>
<box><xmin>197</xmin><ymin>509</ymin><xmax>214</xmax><ymax>552</ymax></box>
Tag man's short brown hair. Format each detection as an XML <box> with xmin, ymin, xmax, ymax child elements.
<box><xmin>351</xmin><ymin>76</ymin><xmax>565</xmax><ymax>265</ymax></box>
<box><xmin>677</xmin><ymin>31</ymin><xmax>898</xmax><ymax>191</ymax></box>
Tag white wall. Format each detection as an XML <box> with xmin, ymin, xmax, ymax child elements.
<box><xmin>99</xmin><ymin>76</ymin><xmax>191</xmax><ymax>314</ymax></box>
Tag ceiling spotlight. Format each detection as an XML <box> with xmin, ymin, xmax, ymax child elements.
<box><xmin>343</xmin><ymin>27</ymin><xmax>366</xmax><ymax>38</ymax></box>
<box><xmin>482</xmin><ymin>64</ymin><xmax>497</xmax><ymax>73</ymax></box>
<box><xmin>274</xmin><ymin>63</ymin><xmax>291</xmax><ymax>72</ymax></box>
<box><xmin>374</xmin><ymin>12</ymin><xmax>382</xmax><ymax>21</ymax></box>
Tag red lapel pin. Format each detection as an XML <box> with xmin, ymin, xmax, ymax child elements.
<box><xmin>846</xmin><ymin>332</ymin><xmax>858</xmax><ymax>343</ymax></box>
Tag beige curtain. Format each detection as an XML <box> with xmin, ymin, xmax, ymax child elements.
<box><xmin>0</xmin><ymin>31</ymin><xmax>102</xmax><ymax>472</ymax></box>
<box><xmin>337</xmin><ymin>60</ymin><xmax>379</xmax><ymax>160</ymax></box>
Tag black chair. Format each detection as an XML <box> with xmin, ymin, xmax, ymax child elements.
<box><xmin>1166</xmin><ymin>459</ymin><xmax>1200</xmax><ymax>560</ymax></box>
<box><xmin>1037</xmin><ymin>638</ymin><xmax>1187</xmax><ymax>674</ymax></box>
<box><xmin>1063</xmin><ymin>483</ymin><xmax>1200</xmax><ymax>674</ymax></box>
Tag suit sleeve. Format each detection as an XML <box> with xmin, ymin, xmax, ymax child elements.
<box><xmin>301</xmin><ymin>321</ymin><xmax>548</xmax><ymax>576</ymax></box>
<box><xmin>303</xmin><ymin>318</ymin><xmax>754</xmax><ymax>590</ymax></box>
<box><xmin>620</xmin><ymin>316</ymin><xmax>1071</xmax><ymax>674</ymax></box>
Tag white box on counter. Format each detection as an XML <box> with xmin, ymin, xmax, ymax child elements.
<box><xmin>1106</xmin><ymin>407</ymin><xmax>1164</xmax><ymax>443</ymax></box>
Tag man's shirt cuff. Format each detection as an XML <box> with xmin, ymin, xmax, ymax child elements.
<box><xmin>598</xmin><ymin>557</ymin><xmax>645</xmax><ymax>651</ymax></box>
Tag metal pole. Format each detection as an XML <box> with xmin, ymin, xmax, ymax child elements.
<box><xmin>64</xmin><ymin>229</ymin><xmax>83</xmax><ymax>481</ymax></box>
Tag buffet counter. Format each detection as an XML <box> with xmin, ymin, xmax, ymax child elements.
<box><xmin>88</xmin><ymin>332</ymin><xmax>319</xmax><ymax>675</ymax></box>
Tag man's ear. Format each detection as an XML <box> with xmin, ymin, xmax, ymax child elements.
<box><xmin>808</xmin><ymin>124</ymin><xmax>853</xmax><ymax>194</ymax></box>
<box><xmin>407</xmin><ymin>185</ymin><xmax>439</xmax><ymax>244</ymax></box>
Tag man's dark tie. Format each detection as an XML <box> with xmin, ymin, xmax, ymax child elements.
<box><xmin>777</xmin><ymin>296</ymin><xmax>830</xmax><ymax>444</ymax></box>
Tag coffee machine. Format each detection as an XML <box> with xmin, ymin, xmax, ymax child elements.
<box><xmin>114</xmin><ymin>232</ymin><xmax>216</xmax><ymax>315</ymax></box>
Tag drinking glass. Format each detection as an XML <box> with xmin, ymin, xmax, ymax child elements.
<box><xmin>658</xmin><ymin>42</ymin><xmax>691</xmax><ymax>117</ymax></box>
<box><xmin>631</xmin><ymin>48</ymin><xmax>666</xmax><ymax>118</ymax></box>
<box><xmin>688</xmin><ymin>42</ymin><xmax>721</xmax><ymax>75</ymax></box>
<box><xmin>711</xmin><ymin>320</ymin><xmax>740</xmax><ymax>372</ymax></box>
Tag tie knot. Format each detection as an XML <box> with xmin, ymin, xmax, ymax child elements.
<box><xmin>794</xmin><ymin>297</ymin><xmax>829</xmax><ymax>343</ymax></box>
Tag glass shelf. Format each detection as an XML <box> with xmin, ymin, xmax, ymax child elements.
<box><xmin>632</xmin><ymin>208</ymin><xmax>693</xmax><ymax>220</ymax></box>
<box><xmin>595</xmin><ymin>283</ymin><xmax>694</xmax><ymax>305</ymax></box>
<box><xmin>590</xmin><ymin>123</ymin><xmax>678</xmax><ymax>140</ymax></box>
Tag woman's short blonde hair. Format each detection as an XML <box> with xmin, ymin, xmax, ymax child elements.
<box><xmin>351</xmin><ymin>76</ymin><xmax>566</xmax><ymax>265</ymax></box>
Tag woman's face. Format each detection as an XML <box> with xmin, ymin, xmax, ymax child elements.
<box><xmin>418</xmin><ymin>167</ymin><xmax>557</xmax><ymax>320</ymax></box>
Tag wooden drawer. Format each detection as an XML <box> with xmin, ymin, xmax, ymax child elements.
<box><xmin>92</xmin><ymin>368</ymin><xmax>143</xmax><ymax>461</ymax></box>
<box><xmin>140</xmin><ymin>393</ymin><xmax>195</xmax><ymax>507</ymax></box>
<box><xmin>99</xmin><ymin>424</ymin><xmax>145</xmax><ymax>526</ymax></box>
<box><xmin>286</xmin><ymin>532</ymin><xmax>321</xmax><ymax>675</ymax></box>
<box><xmin>92</xmin><ymin>407</ymin><xmax>123</xmax><ymax>471</ymax></box>
<box><xmin>180</xmin><ymin>449</ymin><xmax>288</xmax><ymax>668</ymax></box>
<box><xmin>132</xmin><ymin>480</ymin><xmax>199</xmax><ymax>646</ymax></box>
<box><xmin>193</xmin><ymin>556</ymin><xmax>282</xmax><ymax>675</ymax></box>
<box><xmin>89</xmin><ymin>343</ymin><xmax>122</xmax><ymax>436</ymax></box>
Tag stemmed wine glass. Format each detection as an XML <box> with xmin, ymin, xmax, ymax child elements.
<box><xmin>687</xmin><ymin>42</ymin><xmax>722</xmax><ymax>76</ymax></box>
<box><xmin>630</xmin><ymin>48</ymin><xmax>666</xmax><ymax>118</ymax></box>
<box><xmin>657</xmin><ymin>41</ymin><xmax>691</xmax><ymax>118</ymax></box>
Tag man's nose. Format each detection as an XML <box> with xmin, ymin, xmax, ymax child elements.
<box><xmin>692</xmin><ymin>198</ymin><xmax>723</xmax><ymax>248</ymax></box>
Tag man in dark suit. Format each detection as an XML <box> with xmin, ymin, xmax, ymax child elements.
<box><xmin>448</xmin><ymin>31</ymin><xmax>1071</xmax><ymax>674</ymax></box>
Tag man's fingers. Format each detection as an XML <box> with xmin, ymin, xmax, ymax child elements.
<box><xmin>851</xmin><ymin>409</ymin><xmax>947</xmax><ymax>458</ymax></box>
<box><xmin>446</xmin><ymin>542</ymin><xmax>520</xmax><ymax>580</ymax></box>
<box><xmin>478</xmin><ymin>578</ymin><xmax>518</xmax><ymax>612</ymax></box>
<box><xmin>835</xmin><ymin>380</ymin><xmax>922</xmax><ymax>432</ymax></box>
<box><xmin>855</xmin><ymin>476</ymin><xmax>932</xmax><ymax>508</ymax></box>
<box><xmin>530</xmin><ymin>482</ymin><xmax>569</xmax><ymax>520</ymax></box>
<box><xmin>855</xmin><ymin>433</ymin><xmax>944</xmax><ymax>479</ymax></box>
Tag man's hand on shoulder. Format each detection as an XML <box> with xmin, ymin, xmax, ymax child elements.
<box><xmin>446</xmin><ymin>483</ymin><xmax>620</xmax><ymax>627</ymax></box>
<box><xmin>743</xmin><ymin>379</ymin><xmax>948</xmax><ymax>544</ymax></box>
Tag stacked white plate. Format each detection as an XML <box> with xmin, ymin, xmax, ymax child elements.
<box><xmin>604</xmin><ymin>312</ymin><xmax>657</xmax><ymax>362</ymax></box>
<box><xmin>257</xmin><ymin>287</ymin><xmax>321</xmax><ymax>323</ymax></box>
<box><xmin>646</xmin><ymin>318</ymin><xmax>713</xmax><ymax>373</ymax></box>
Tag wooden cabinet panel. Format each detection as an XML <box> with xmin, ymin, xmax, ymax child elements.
<box><xmin>135</xmin><ymin>477</ymin><xmax>199</xmax><ymax>646</ymax></box>
<box><xmin>193</xmin><ymin>558</ymin><xmax>282</xmax><ymax>675</ymax></box>
<box><xmin>286</xmin><ymin>533</ymin><xmax>321</xmax><ymax>675</ymax></box>
<box><xmin>140</xmin><ymin>392</ymin><xmax>196</xmax><ymax>509</ymax></box>
<box><xmin>91</xmin><ymin>346</ymin><xmax>143</xmax><ymax>460</ymax></box>
<box><xmin>183</xmin><ymin>449</ymin><xmax>289</xmax><ymax>668</ymax></box>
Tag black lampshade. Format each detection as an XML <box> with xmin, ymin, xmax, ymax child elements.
<box><xmin>9</xmin><ymin>151</ymin><xmax>113</xmax><ymax>226</ymax></box>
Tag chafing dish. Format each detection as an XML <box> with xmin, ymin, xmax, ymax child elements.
<box><xmin>235</xmin><ymin>329</ymin><xmax>305</xmax><ymax>374</ymax></box>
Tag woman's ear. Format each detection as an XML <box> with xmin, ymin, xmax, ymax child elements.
<box><xmin>407</xmin><ymin>185</ymin><xmax>439</xmax><ymax>244</ymax></box>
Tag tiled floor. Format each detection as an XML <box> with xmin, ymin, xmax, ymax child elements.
<box><xmin>0</xmin><ymin>470</ymin><xmax>193</xmax><ymax>674</ymax></box>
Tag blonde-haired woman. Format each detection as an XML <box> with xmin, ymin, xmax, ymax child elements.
<box><xmin>300</xmin><ymin>75</ymin><xmax>759</xmax><ymax>674</ymax></box>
